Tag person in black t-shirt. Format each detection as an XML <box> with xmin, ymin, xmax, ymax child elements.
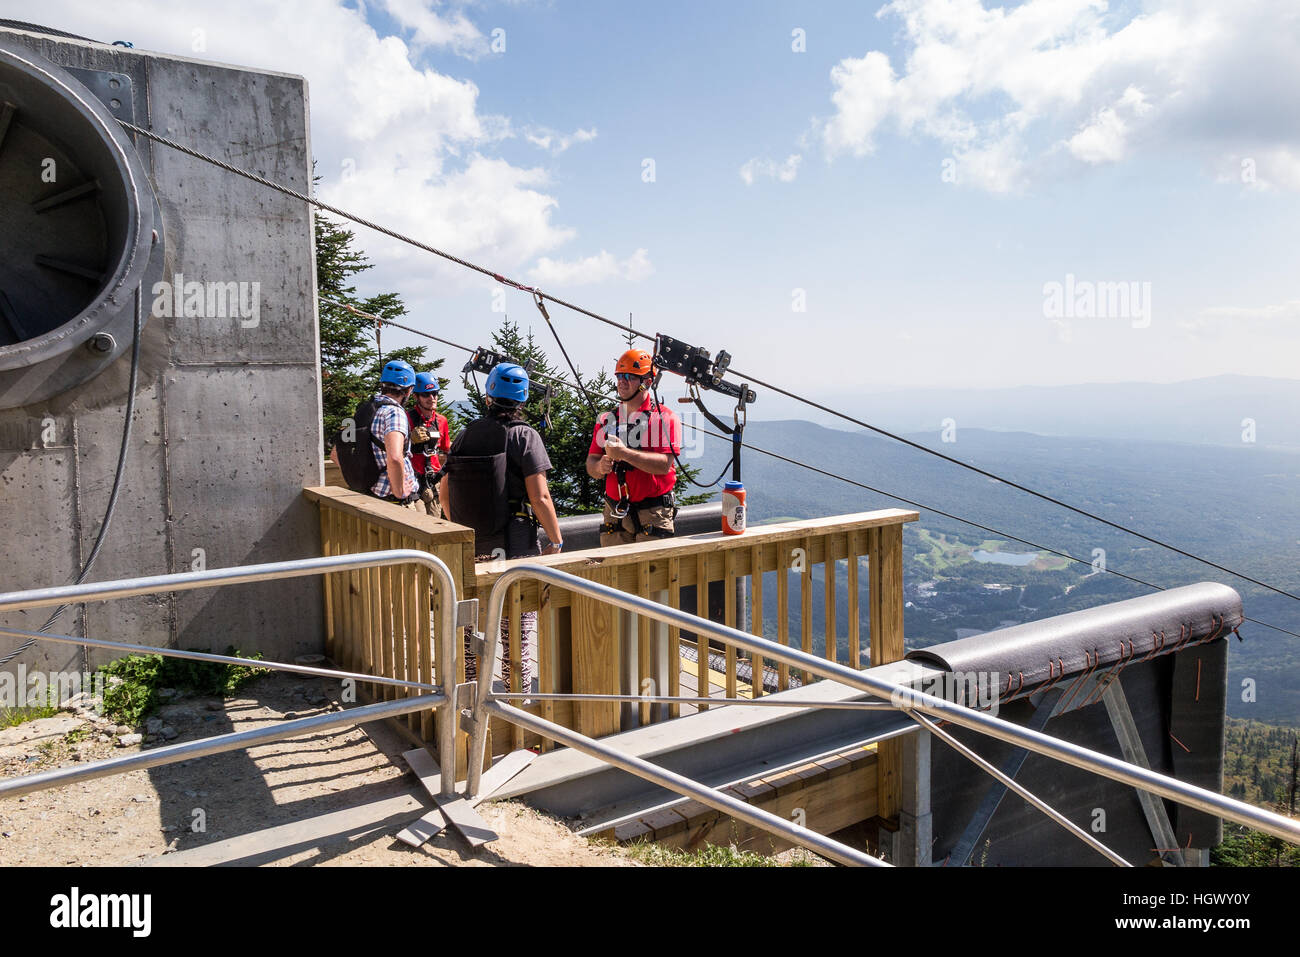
<box><xmin>439</xmin><ymin>363</ymin><xmax>561</xmax><ymax>693</ymax></box>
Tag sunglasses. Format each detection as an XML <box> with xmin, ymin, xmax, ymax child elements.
<box><xmin>615</xmin><ymin>373</ymin><xmax>644</xmax><ymax>382</ymax></box>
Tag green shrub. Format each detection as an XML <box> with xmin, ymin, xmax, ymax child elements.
<box><xmin>98</xmin><ymin>648</ymin><xmax>266</xmax><ymax>727</ymax></box>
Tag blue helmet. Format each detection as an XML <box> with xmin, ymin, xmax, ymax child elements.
<box><xmin>486</xmin><ymin>362</ymin><xmax>529</xmax><ymax>403</ymax></box>
<box><xmin>413</xmin><ymin>372</ymin><xmax>440</xmax><ymax>395</ymax></box>
<box><xmin>380</xmin><ymin>359</ymin><xmax>416</xmax><ymax>389</ymax></box>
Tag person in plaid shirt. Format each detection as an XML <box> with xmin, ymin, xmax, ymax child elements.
<box><xmin>369</xmin><ymin>360</ymin><xmax>419</xmax><ymax>504</ymax></box>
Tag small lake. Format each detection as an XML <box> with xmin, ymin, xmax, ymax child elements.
<box><xmin>971</xmin><ymin>549</ymin><xmax>1038</xmax><ymax>566</ymax></box>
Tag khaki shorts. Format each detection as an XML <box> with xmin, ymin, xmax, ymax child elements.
<box><xmin>599</xmin><ymin>501</ymin><xmax>676</xmax><ymax>547</ymax></box>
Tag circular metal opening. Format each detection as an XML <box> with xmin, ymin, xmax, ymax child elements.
<box><xmin>0</xmin><ymin>40</ymin><xmax>159</xmax><ymax>408</ymax></box>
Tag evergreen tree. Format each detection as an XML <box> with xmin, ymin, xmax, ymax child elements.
<box><xmin>315</xmin><ymin>212</ymin><xmax>439</xmax><ymax>451</ymax></box>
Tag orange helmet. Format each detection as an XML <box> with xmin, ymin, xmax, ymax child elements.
<box><xmin>615</xmin><ymin>348</ymin><xmax>654</xmax><ymax>377</ymax></box>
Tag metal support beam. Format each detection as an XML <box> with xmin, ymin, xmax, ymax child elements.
<box><xmin>896</xmin><ymin>723</ymin><xmax>932</xmax><ymax>867</ymax></box>
<box><xmin>1099</xmin><ymin>677</ymin><xmax>1183</xmax><ymax>866</ymax></box>
<box><xmin>946</xmin><ymin>688</ymin><xmax>1061</xmax><ymax>866</ymax></box>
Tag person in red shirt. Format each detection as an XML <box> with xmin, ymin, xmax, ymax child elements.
<box><xmin>586</xmin><ymin>348</ymin><xmax>682</xmax><ymax>546</ymax></box>
<box><xmin>408</xmin><ymin>371</ymin><xmax>451</xmax><ymax>516</ymax></box>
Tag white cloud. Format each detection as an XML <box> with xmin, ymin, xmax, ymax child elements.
<box><xmin>739</xmin><ymin>154</ymin><xmax>802</xmax><ymax>185</ymax></box>
<box><xmin>528</xmin><ymin>248</ymin><xmax>654</xmax><ymax>287</ymax></box>
<box><xmin>380</xmin><ymin>0</ymin><xmax>487</xmax><ymax>58</ymax></box>
<box><xmin>818</xmin><ymin>0</ymin><xmax>1300</xmax><ymax>192</ymax></box>
<box><xmin>524</xmin><ymin>126</ymin><xmax>598</xmax><ymax>155</ymax></box>
<box><xmin>5</xmin><ymin>0</ymin><xmax>582</xmax><ymax>283</ymax></box>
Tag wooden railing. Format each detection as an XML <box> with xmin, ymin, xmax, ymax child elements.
<box><xmin>303</xmin><ymin>486</ymin><xmax>475</xmax><ymax>752</ymax></box>
<box><xmin>305</xmin><ymin>484</ymin><xmax>915</xmax><ymax>812</ymax></box>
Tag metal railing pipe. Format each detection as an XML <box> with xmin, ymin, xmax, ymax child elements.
<box><xmin>486</xmin><ymin>700</ymin><xmax>887</xmax><ymax>867</ymax></box>
<box><xmin>469</xmin><ymin>565</ymin><xmax>1300</xmax><ymax>845</ymax></box>
<box><xmin>0</xmin><ymin>549</ymin><xmax>460</xmax><ymax>797</ymax></box>
<box><xmin>0</xmin><ymin>623</ymin><xmax>440</xmax><ymax>692</ymax></box>
<box><xmin>0</xmin><ymin>694</ymin><xmax>444</xmax><ymax>801</ymax></box>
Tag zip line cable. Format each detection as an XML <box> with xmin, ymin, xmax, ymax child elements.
<box><xmin>116</xmin><ymin>119</ymin><xmax>1298</xmax><ymax>606</ymax></box>
<box><xmin>317</xmin><ymin>297</ymin><xmax>1299</xmax><ymax>641</ymax></box>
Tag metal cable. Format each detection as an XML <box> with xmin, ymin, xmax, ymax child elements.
<box><xmin>124</xmin><ymin>117</ymin><xmax>1300</xmax><ymax>604</ymax></box>
<box><xmin>0</xmin><ymin>288</ymin><xmax>145</xmax><ymax>668</ymax></box>
<box><xmin>317</xmin><ymin>296</ymin><xmax>1300</xmax><ymax>640</ymax></box>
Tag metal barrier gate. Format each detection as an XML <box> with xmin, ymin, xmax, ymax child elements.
<box><xmin>465</xmin><ymin>564</ymin><xmax>1300</xmax><ymax>868</ymax></box>
<box><xmin>0</xmin><ymin>550</ymin><xmax>459</xmax><ymax>800</ymax></box>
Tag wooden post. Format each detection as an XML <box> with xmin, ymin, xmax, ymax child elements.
<box><xmin>750</xmin><ymin>543</ymin><xmax>763</xmax><ymax>698</ymax></box>
<box><xmin>696</xmin><ymin>553</ymin><xmax>709</xmax><ymax>711</ymax></box>
<box><xmin>777</xmin><ymin>548</ymin><xmax>789</xmax><ymax>692</ymax></box>
<box><xmin>416</xmin><ymin>540</ymin><xmax>433</xmax><ymax>742</ymax></box>
<box><xmin>724</xmin><ymin>550</ymin><xmax>737</xmax><ymax>699</ymax></box>
<box><xmin>870</xmin><ymin>522</ymin><xmax>905</xmax><ymax>820</ymax></box>
<box><xmin>800</xmin><ymin>535</ymin><xmax>812</xmax><ymax>685</ymax></box>
<box><xmin>571</xmin><ymin>566</ymin><xmax>620</xmax><ymax>737</ymax></box>
<box><xmin>848</xmin><ymin>530</ymin><xmax>861</xmax><ymax>670</ymax></box>
<box><xmin>825</xmin><ymin>537</ymin><xmax>837</xmax><ymax>664</ymax></box>
<box><xmin>509</xmin><ymin>583</ymin><xmax>524</xmax><ymax>751</ymax></box>
<box><xmin>668</xmin><ymin>557</ymin><xmax>681</xmax><ymax>719</ymax></box>
<box><xmin>638</xmin><ymin>562</ymin><xmax>651</xmax><ymax>726</ymax></box>
<box><xmin>539</xmin><ymin>584</ymin><xmax>554</xmax><ymax>752</ymax></box>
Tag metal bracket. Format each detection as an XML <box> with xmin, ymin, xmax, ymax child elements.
<box><xmin>66</xmin><ymin>68</ymin><xmax>135</xmax><ymax>124</ymax></box>
<box><xmin>467</xmin><ymin>633</ymin><xmax>488</xmax><ymax>660</ymax></box>
<box><xmin>456</xmin><ymin>599</ymin><xmax>479</xmax><ymax>629</ymax></box>
<box><xmin>456</xmin><ymin>681</ymin><xmax>479</xmax><ymax>735</ymax></box>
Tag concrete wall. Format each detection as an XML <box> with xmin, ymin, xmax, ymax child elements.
<box><xmin>0</xmin><ymin>29</ymin><xmax>323</xmax><ymax>673</ymax></box>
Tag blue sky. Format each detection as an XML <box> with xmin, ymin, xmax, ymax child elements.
<box><xmin>10</xmin><ymin>0</ymin><xmax>1300</xmax><ymax>421</ymax></box>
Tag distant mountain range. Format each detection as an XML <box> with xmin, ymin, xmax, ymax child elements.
<box><xmin>845</xmin><ymin>374</ymin><xmax>1300</xmax><ymax>449</ymax></box>
<box><xmin>681</xmin><ymin>408</ymin><xmax>1300</xmax><ymax>726</ymax></box>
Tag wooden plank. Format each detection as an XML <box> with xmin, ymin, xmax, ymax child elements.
<box><xmin>539</xmin><ymin>584</ymin><xmax>554</xmax><ymax>752</ymax></box>
<box><xmin>848</xmin><ymin>532</ymin><xmax>861</xmax><ymax>670</ymax></box>
<box><xmin>396</xmin><ymin>810</ymin><xmax>447</xmax><ymax>848</ymax></box>
<box><xmin>750</xmin><ymin>543</ymin><xmax>763</xmax><ymax>698</ymax></box>
<box><xmin>571</xmin><ymin>567</ymin><xmax>620</xmax><ymax>737</ymax></box>
<box><xmin>154</xmin><ymin>793</ymin><xmax>428</xmax><ymax>865</ymax></box>
<box><xmin>373</xmin><ymin>527</ymin><xmax>392</xmax><ymax>700</ymax></box>
<box><xmin>656</xmin><ymin>759</ymin><xmax>879</xmax><ymax>856</ymax></box>
<box><xmin>800</xmin><ymin>535</ymin><xmax>812</xmax><ymax>686</ymax></box>
<box><xmin>320</xmin><ymin>506</ymin><xmax>336</xmax><ymax>662</ymax></box>
<box><xmin>638</xmin><ymin>562</ymin><xmax>651</xmax><ymax>726</ymax></box>
<box><xmin>467</xmin><ymin>508</ymin><xmax>920</xmax><ymax>592</ymax></box>
<box><xmin>435</xmin><ymin>795</ymin><xmax>498</xmax><ymax>847</ymax></box>
<box><xmin>403</xmin><ymin>746</ymin><xmax>444</xmax><ymax>798</ymax></box>
<box><xmin>303</xmin><ymin>485</ymin><xmax>474</xmax><ymax>546</ymax></box>
<box><xmin>870</xmin><ymin>522</ymin><xmax>905</xmax><ymax>819</ymax></box>
<box><xmin>825</xmin><ymin>548</ymin><xmax>837</xmax><ymax>664</ymax></box>
<box><xmin>397</xmin><ymin>534</ymin><xmax>417</xmax><ymax>732</ymax></box>
<box><xmin>668</xmin><ymin>557</ymin><xmax>681</xmax><ymax>719</ymax></box>
<box><xmin>379</xmin><ymin>527</ymin><xmax>397</xmax><ymax>702</ymax></box>
<box><xmin>476</xmin><ymin>749</ymin><xmax>537</xmax><ymax>800</ymax></box>
<box><xmin>508</xmin><ymin>583</ymin><xmax>524</xmax><ymax>751</ymax></box>
<box><xmin>724</xmin><ymin>550</ymin><xmax>737</xmax><ymax>699</ymax></box>
<box><xmin>695</xmin><ymin>553</ymin><xmax>709</xmax><ymax>712</ymax></box>
<box><xmin>777</xmin><ymin>546</ymin><xmax>789</xmax><ymax>692</ymax></box>
<box><xmin>415</xmin><ymin>538</ymin><xmax>434</xmax><ymax>743</ymax></box>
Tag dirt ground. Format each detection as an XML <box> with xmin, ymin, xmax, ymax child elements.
<box><xmin>0</xmin><ymin>671</ymin><xmax>635</xmax><ymax>867</ymax></box>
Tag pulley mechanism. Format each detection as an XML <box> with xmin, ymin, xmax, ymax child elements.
<box><xmin>652</xmin><ymin>334</ymin><xmax>754</xmax><ymax>484</ymax></box>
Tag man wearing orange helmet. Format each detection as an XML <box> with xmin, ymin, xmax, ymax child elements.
<box><xmin>586</xmin><ymin>348</ymin><xmax>682</xmax><ymax>546</ymax></box>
